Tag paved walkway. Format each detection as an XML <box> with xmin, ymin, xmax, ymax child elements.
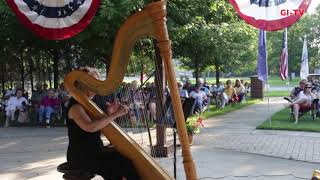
<box><xmin>191</xmin><ymin>97</ymin><xmax>320</xmax><ymax>179</ymax></box>
<box><xmin>1</xmin><ymin>97</ymin><xmax>320</xmax><ymax>179</ymax></box>
<box><xmin>197</xmin><ymin>97</ymin><xmax>320</xmax><ymax>163</ymax></box>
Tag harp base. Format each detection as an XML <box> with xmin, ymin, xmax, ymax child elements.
<box><xmin>151</xmin><ymin>144</ymin><xmax>174</xmax><ymax>157</ymax></box>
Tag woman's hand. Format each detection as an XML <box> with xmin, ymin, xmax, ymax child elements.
<box><xmin>106</xmin><ymin>102</ymin><xmax>120</xmax><ymax>115</ymax></box>
<box><xmin>114</xmin><ymin>104</ymin><xmax>129</xmax><ymax>118</ymax></box>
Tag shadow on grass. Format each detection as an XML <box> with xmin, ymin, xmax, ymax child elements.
<box><xmin>257</xmin><ymin>108</ymin><xmax>320</xmax><ymax>132</ymax></box>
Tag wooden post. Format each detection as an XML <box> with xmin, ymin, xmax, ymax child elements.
<box><xmin>151</xmin><ymin>41</ymin><xmax>174</xmax><ymax>157</ymax></box>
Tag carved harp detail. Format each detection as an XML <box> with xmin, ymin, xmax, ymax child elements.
<box><xmin>64</xmin><ymin>1</ymin><xmax>197</xmax><ymax>180</ymax></box>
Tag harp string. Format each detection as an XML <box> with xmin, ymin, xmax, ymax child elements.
<box><xmin>106</xmin><ymin>43</ymin><xmax>177</xmax><ymax>177</ymax></box>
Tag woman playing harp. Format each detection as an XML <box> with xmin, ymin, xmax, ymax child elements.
<box><xmin>65</xmin><ymin>67</ymin><xmax>140</xmax><ymax>180</ymax></box>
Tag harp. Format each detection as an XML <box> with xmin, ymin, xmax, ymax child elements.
<box><xmin>64</xmin><ymin>1</ymin><xmax>197</xmax><ymax>179</ymax></box>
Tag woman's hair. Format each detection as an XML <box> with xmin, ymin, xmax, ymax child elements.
<box><xmin>15</xmin><ymin>88</ymin><xmax>23</xmax><ymax>95</ymax></box>
<box><xmin>303</xmin><ymin>82</ymin><xmax>312</xmax><ymax>93</ymax></box>
<box><xmin>75</xmin><ymin>67</ymin><xmax>99</xmax><ymax>92</ymax></box>
<box><xmin>235</xmin><ymin>79</ymin><xmax>241</xmax><ymax>87</ymax></box>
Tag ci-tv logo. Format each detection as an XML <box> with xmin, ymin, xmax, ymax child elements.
<box><xmin>280</xmin><ymin>9</ymin><xmax>305</xmax><ymax>17</ymax></box>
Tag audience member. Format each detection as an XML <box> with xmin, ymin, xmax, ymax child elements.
<box><xmin>189</xmin><ymin>84</ymin><xmax>207</xmax><ymax>113</ymax></box>
<box><xmin>290</xmin><ymin>79</ymin><xmax>307</xmax><ymax>101</ymax></box>
<box><xmin>5</xmin><ymin>83</ymin><xmax>23</xmax><ymax>97</ymax></box>
<box><xmin>211</xmin><ymin>83</ymin><xmax>224</xmax><ymax>108</ymax></box>
<box><xmin>39</xmin><ymin>89</ymin><xmax>60</xmax><ymax>128</ymax></box>
<box><xmin>234</xmin><ymin>79</ymin><xmax>246</xmax><ymax>102</ymax></box>
<box><xmin>183</xmin><ymin>80</ymin><xmax>193</xmax><ymax>93</ymax></box>
<box><xmin>178</xmin><ymin>82</ymin><xmax>189</xmax><ymax>98</ymax></box>
<box><xmin>221</xmin><ymin>80</ymin><xmax>237</xmax><ymax>108</ymax></box>
<box><xmin>286</xmin><ymin>82</ymin><xmax>314</xmax><ymax>124</ymax></box>
<box><xmin>4</xmin><ymin>89</ymin><xmax>30</xmax><ymax>127</ymax></box>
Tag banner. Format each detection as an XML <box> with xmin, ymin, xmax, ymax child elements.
<box><xmin>300</xmin><ymin>36</ymin><xmax>309</xmax><ymax>80</ymax></box>
<box><xmin>229</xmin><ymin>0</ymin><xmax>312</xmax><ymax>31</ymax></box>
<box><xmin>6</xmin><ymin>0</ymin><xmax>100</xmax><ymax>40</ymax></box>
<box><xmin>258</xmin><ymin>29</ymin><xmax>267</xmax><ymax>82</ymax></box>
<box><xmin>280</xmin><ymin>28</ymin><xmax>288</xmax><ymax>80</ymax></box>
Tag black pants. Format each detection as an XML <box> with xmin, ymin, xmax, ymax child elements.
<box><xmin>72</xmin><ymin>147</ymin><xmax>140</xmax><ymax>180</ymax></box>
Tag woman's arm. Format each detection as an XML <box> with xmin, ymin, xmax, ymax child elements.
<box><xmin>291</xmin><ymin>96</ymin><xmax>307</xmax><ymax>105</ymax></box>
<box><xmin>69</xmin><ymin>104</ymin><xmax>127</xmax><ymax>133</ymax></box>
<box><xmin>233</xmin><ymin>88</ymin><xmax>237</xmax><ymax>96</ymax></box>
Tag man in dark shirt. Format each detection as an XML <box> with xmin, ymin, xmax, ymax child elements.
<box><xmin>31</xmin><ymin>82</ymin><xmax>46</xmax><ymax>125</ymax></box>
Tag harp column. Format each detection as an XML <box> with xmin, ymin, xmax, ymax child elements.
<box><xmin>147</xmin><ymin>1</ymin><xmax>197</xmax><ymax>180</ymax></box>
<box><xmin>151</xmin><ymin>41</ymin><xmax>174</xmax><ymax>157</ymax></box>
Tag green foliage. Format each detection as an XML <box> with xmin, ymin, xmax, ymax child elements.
<box><xmin>168</xmin><ymin>0</ymin><xmax>257</xmax><ymax>80</ymax></box>
<box><xmin>186</xmin><ymin>116</ymin><xmax>203</xmax><ymax>135</ymax></box>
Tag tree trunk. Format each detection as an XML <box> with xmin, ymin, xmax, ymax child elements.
<box><xmin>41</xmin><ymin>55</ymin><xmax>45</xmax><ymax>83</ymax></box>
<box><xmin>195</xmin><ymin>60</ymin><xmax>199</xmax><ymax>82</ymax></box>
<box><xmin>28</xmin><ymin>57</ymin><xmax>34</xmax><ymax>91</ymax></box>
<box><xmin>53</xmin><ymin>50</ymin><xmax>59</xmax><ymax>90</ymax></box>
<box><xmin>20</xmin><ymin>51</ymin><xmax>25</xmax><ymax>89</ymax></box>
<box><xmin>65</xmin><ymin>53</ymin><xmax>72</xmax><ymax>72</ymax></box>
<box><xmin>10</xmin><ymin>72</ymin><xmax>13</xmax><ymax>89</ymax></box>
<box><xmin>47</xmin><ymin>58</ymin><xmax>52</xmax><ymax>88</ymax></box>
<box><xmin>215</xmin><ymin>62</ymin><xmax>220</xmax><ymax>85</ymax></box>
<box><xmin>1</xmin><ymin>63</ymin><xmax>6</xmax><ymax>97</ymax></box>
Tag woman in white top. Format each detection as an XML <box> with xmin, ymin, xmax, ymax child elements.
<box><xmin>234</xmin><ymin>79</ymin><xmax>246</xmax><ymax>102</ymax></box>
<box><xmin>287</xmin><ymin>83</ymin><xmax>314</xmax><ymax>124</ymax></box>
<box><xmin>4</xmin><ymin>89</ymin><xmax>30</xmax><ymax>127</ymax></box>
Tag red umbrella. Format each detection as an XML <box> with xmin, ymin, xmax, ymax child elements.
<box><xmin>229</xmin><ymin>0</ymin><xmax>312</xmax><ymax>31</ymax></box>
<box><xmin>6</xmin><ymin>0</ymin><xmax>100</xmax><ymax>40</ymax></box>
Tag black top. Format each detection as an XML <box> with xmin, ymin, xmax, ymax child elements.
<box><xmin>292</xmin><ymin>87</ymin><xmax>303</xmax><ymax>97</ymax></box>
<box><xmin>66</xmin><ymin>98</ymin><xmax>104</xmax><ymax>165</ymax></box>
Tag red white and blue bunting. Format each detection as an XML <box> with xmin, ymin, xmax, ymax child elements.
<box><xmin>6</xmin><ymin>0</ymin><xmax>100</xmax><ymax>40</ymax></box>
<box><xmin>229</xmin><ymin>0</ymin><xmax>312</xmax><ymax>31</ymax></box>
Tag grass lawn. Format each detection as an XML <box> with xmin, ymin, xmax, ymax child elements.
<box><xmin>257</xmin><ymin>108</ymin><xmax>320</xmax><ymax>132</ymax></box>
<box><xmin>265</xmin><ymin>91</ymin><xmax>290</xmax><ymax>97</ymax></box>
<box><xmin>268</xmin><ymin>76</ymin><xmax>300</xmax><ymax>86</ymax></box>
<box><xmin>188</xmin><ymin>98</ymin><xmax>262</xmax><ymax>122</ymax></box>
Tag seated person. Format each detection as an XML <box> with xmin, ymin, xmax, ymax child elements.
<box><xmin>66</xmin><ymin>67</ymin><xmax>139</xmax><ymax>179</ymax></box>
<box><xmin>189</xmin><ymin>84</ymin><xmax>207</xmax><ymax>114</ymax></box>
<box><xmin>178</xmin><ymin>82</ymin><xmax>189</xmax><ymax>98</ymax></box>
<box><xmin>39</xmin><ymin>89</ymin><xmax>60</xmax><ymax>127</ymax></box>
<box><xmin>4</xmin><ymin>89</ymin><xmax>30</xmax><ymax>127</ymax></box>
<box><xmin>210</xmin><ymin>83</ymin><xmax>224</xmax><ymax>108</ymax></box>
<box><xmin>286</xmin><ymin>83</ymin><xmax>314</xmax><ymax>124</ymax></box>
<box><xmin>221</xmin><ymin>80</ymin><xmax>238</xmax><ymax>108</ymax></box>
<box><xmin>183</xmin><ymin>80</ymin><xmax>193</xmax><ymax>93</ymax></box>
<box><xmin>31</xmin><ymin>82</ymin><xmax>46</xmax><ymax>124</ymax></box>
<box><xmin>197</xmin><ymin>79</ymin><xmax>211</xmax><ymax>107</ymax></box>
<box><xmin>144</xmin><ymin>83</ymin><xmax>157</xmax><ymax>122</ymax></box>
<box><xmin>234</xmin><ymin>79</ymin><xmax>246</xmax><ymax>102</ymax></box>
<box><xmin>289</xmin><ymin>79</ymin><xmax>307</xmax><ymax>101</ymax></box>
<box><xmin>129</xmin><ymin>80</ymin><xmax>145</xmax><ymax>125</ymax></box>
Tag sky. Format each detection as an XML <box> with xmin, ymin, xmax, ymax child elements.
<box><xmin>307</xmin><ymin>0</ymin><xmax>320</xmax><ymax>13</ymax></box>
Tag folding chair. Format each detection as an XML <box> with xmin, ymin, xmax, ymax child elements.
<box><xmin>284</xmin><ymin>97</ymin><xmax>317</xmax><ymax>121</ymax></box>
